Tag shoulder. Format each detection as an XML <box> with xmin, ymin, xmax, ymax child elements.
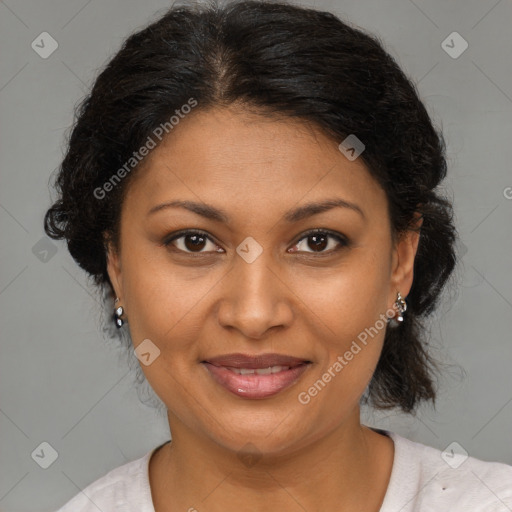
<box><xmin>379</xmin><ymin>429</ymin><xmax>512</xmax><ymax>512</ymax></box>
<box><xmin>55</xmin><ymin>448</ymin><xmax>156</xmax><ymax>512</ymax></box>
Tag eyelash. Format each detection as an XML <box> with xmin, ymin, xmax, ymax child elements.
<box><xmin>162</xmin><ymin>228</ymin><xmax>349</xmax><ymax>256</ymax></box>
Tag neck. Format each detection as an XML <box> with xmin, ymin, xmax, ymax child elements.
<box><xmin>149</xmin><ymin>408</ymin><xmax>394</xmax><ymax>512</ymax></box>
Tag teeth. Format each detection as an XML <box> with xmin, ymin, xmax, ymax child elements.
<box><xmin>270</xmin><ymin>365</ymin><xmax>289</xmax><ymax>374</ymax></box>
<box><xmin>255</xmin><ymin>367</ymin><xmax>272</xmax><ymax>375</ymax></box>
<box><xmin>227</xmin><ymin>365</ymin><xmax>291</xmax><ymax>375</ymax></box>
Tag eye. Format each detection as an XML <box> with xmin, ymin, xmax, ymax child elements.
<box><xmin>163</xmin><ymin>229</ymin><xmax>224</xmax><ymax>254</ymax></box>
<box><xmin>288</xmin><ymin>229</ymin><xmax>348</xmax><ymax>254</ymax></box>
<box><xmin>163</xmin><ymin>228</ymin><xmax>348</xmax><ymax>256</ymax></box>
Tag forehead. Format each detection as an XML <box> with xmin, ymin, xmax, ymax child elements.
<box><xmin>123</xmin><ymin>106</ymin><xmax>387</xmax><ymax>223</ymax></box>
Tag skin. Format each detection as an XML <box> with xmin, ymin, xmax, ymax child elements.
<box><xmin>106</xmin><ymin>105</ymin><xmax>421</xmax><ymax>512</ymax></box>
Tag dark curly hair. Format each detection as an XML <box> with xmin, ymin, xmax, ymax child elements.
<box><xmin>44</xmin><ymin>0</ymin><xmax>457</xmax><ymax>413</ymax></box>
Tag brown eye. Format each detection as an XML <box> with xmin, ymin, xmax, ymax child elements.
<box><xmin>289</xmin><ymin>230</ymin><xmax>348</xmax><ymax>254</ymax></box>
<box><xmin>306</xmin><ymin>233</ymin><xmax>328</xmax><ymax>252</ymax></box>
<box><xmin>164</xmin><ymin>230</ymin><xmax>223</xmax><ymax>254</ymax></box>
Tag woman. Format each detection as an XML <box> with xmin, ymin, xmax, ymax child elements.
<box><xmin>45</xmin><ymin>0</ymin><xmax>512</xmax><ymax>510</ymax></box>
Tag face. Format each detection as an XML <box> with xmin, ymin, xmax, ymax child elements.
<box><xmin>106</xmin><ymin>106</ymin><xmax>419</xmax><ymax>456</ymax></box>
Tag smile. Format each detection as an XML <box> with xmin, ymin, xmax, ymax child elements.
<box><xmin>201</xmin><ymin>353</ymin><xmax>311</xmax><ymax>399</ymax></box>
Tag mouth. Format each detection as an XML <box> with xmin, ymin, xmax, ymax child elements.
<box><xmin>201</xmin><ymin>353</ymin><xmax>312</xmax><ymax>399</ymax></box>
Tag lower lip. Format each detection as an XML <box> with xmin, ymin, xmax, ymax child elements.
<box><xmin>202</xmin><ymin>362</ymin><xmax>310</xmax><ymax>399</ymax></box>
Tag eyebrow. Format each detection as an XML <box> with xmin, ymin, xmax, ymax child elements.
<box><xmin>147</xmin><ymin>198</ymin><xmax>365</xmax><ymax>223</ymax></box>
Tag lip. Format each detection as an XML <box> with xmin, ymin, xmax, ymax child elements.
<box><xmin>202</xmin><ymin>353</ymin><xmax>311</xmax><ymax>399</ymax></box>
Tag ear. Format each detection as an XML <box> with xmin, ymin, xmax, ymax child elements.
<box><xmin>389</xmin><ymin>213</ymin><xmax>423</xmax><ymax>300</ymax></box>
<box><xmin>104</xmin><ymin>233</ymin><xmax>124</xmax><ymax>300</ymax></box>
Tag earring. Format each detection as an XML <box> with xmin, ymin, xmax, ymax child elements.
<box><xmin>394</xmin><ymin>292</ymin><xmax>407</xmax><ymax>322</ymax></box>
<box><xmin>114</xmin><ymin>297</ymin><xmax>124</xmax><ymax>328</ymax></box>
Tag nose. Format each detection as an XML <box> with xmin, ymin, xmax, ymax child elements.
<box><xmin>216</xmin><ymin>248</ymin><xmax>294</xmax><ymax>340</ymax></box>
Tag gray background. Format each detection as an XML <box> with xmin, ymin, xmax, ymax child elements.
<box><xmin>1</xmin><ymin>0</ymin><xmax>511</xmax><ymax>510</ymax></box>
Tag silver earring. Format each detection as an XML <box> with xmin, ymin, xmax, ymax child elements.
<box><xmin>114</xmin><ymin>297</ymin><xmax>124</xmax><ymax>328</ymax></box>
<box><xmin>394</xmin><ymin>292</ymin><xmax>407</xmax><ymax>322</ymax></box>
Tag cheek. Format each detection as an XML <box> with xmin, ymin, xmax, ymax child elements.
<box><xmin>293</xmin><ymin>248</ymin><xmax>392</xmax><ymax>409</ymax></box>
<box><xmin>121</xmin><ymin>254</ymin><xmax>217</xmax><ymax>353</ymax></box>
<box><xmin>298</xmin><ymin>247</ymin><xmax>391</xmax><ymax>345</ymax></box>
<box><xmin>119</xmin><ymin>256</ymin><xmax>214</xmax><ymax>411</ymax></box>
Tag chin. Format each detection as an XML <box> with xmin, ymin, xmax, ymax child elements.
<box><xmin>204</xmin><ymin>406</ymin><xmax>318</xmax><ymax>456</ymax></box>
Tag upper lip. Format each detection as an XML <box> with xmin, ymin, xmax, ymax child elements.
<box><xmin>203</xmin><ymin>353</ymin><xmax>311</xmax><ymax>369</ymax></box>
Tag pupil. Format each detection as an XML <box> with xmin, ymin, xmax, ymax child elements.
<box><xmin>309</xmin><ymin>234</ymin><xmax>327</xmax><ymax>252</ymax></box>
<box><xmin>185</xmin><ymin>234</ymin><xmax>206</xmax><ymax>251</ymax></box>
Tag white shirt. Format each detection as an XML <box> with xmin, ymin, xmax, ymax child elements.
<box><xmin>56</xmin><ymin>430</ymin><xmax>512</xmax><ymax>511</ymax></box>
